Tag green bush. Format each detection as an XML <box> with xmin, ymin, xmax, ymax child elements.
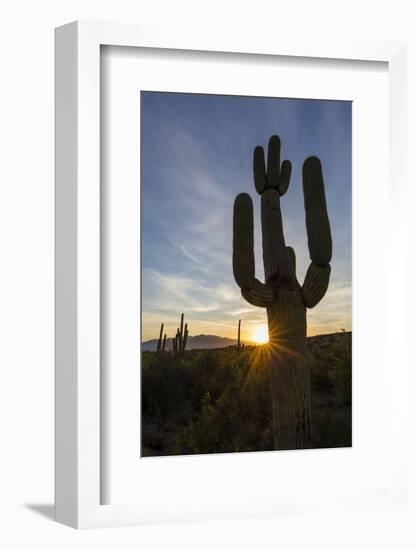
<box><xmin>141</xmin><ymin>332</ymin><xmax>352</xmax><ymax>456</ymax></box>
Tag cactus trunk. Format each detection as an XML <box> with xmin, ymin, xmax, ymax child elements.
<box><xmin>266</xmin><ymin>293</ymin><xmax>311</xmax><ymax>449</ymax></box>
<box><xmin>236</xmin><ymin>319</ymin><xmax>241</xmax><ymax>352</ymax></box>
<box><xmin>156</xmin><ymin>323</ymin><xmax>164</xmax><ymax>353</ymax></box>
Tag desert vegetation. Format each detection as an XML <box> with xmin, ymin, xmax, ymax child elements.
<box><xmin>141</xmin><ymin>331</ymin><xmax>351</xmax><ymax>457</ymax></box>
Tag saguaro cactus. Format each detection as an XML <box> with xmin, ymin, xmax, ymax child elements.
<box><xmin>233</xmin><ymin>135</ymin><xmax>332</xmax><ymax>449</ymax></box>
<box><xmin>156</xmin><ymin>323</ymin><xmax>167</xmax><ymax>353</ymax></box>
<box><xmin>173</xmin><ymin>313</ymin><xmax>188</xmax><ymax>356</ymax></box>
<box><xmin>235</xmin><ymin>319</ymin><xmax>244</xmax><ymax>352</ymax></box>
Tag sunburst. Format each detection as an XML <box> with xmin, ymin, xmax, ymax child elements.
<box><xmin>251</xmin><ymin>324</ymin><xmax>269</xmax><ymax>344</ymax></box>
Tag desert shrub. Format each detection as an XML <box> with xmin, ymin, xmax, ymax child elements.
<box><xmin>141</xmin><ymin>332</ymin><xmax>351</xmax><ymax>456</ymax></box>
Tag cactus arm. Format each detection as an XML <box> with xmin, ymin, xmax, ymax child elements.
<box><xmin>253</xmin><ymin>146</ymin><xmax>267</xmax><ymax>194</ymax></box>
<box><xmin>286</xmin><ymin>246</ymin><xmax>296</xmax><ymax>275</ymax></box>
<box><xmin>233</xmin><ymin>193</ymin><xmax>256</xmax><ymax>289</ymax></box>
<box><xmin>301</xmin><ymin>156</ymin><xmax>332</xmax><ymax>307</ymax></box>
<box><xmin>241</xmin><ymin>278</ymin><xmax>274</xmax><ymax>307</ymax></box>
<box><xmin>233</xmin><ymin>193</ymin><xmax>275</xmax><ymax>308</ymax></box>
<box><xmin>261</xmin><ymin>189</ymin><xmax>292</xmax><ymax>284</ymax></box>
<box><xmin>278</xmin><ymin>160</ymin><xmax>292</xmax><ymax>196</ymax></box>
<box><xmin>301</xmin><ymin>263</ymin><xmax>331</xmax><ymax>308</ymax></box>
<box><xmin>302</xmin><ymin>156</ymin><xmax>332</xmax><ymax>267</ymax></box>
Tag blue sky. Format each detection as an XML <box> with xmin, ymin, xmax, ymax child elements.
<box><xmin>141</xmin><ymin>91</ymin><xmax>351</xmax><ymax>342</ymax></box>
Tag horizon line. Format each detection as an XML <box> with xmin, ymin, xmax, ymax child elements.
<box><xmin>141</xmin><ymin>329</ymin><xmax>352</xmax><ymax>343</ymax></box>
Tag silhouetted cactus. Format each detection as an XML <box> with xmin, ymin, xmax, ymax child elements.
<box><xmin>233</xmin><ymin>135</ymin><xmax>332</xmax><ymax>449</ymax></box>
<box><xmin>156</xmin><ymin>323</ymin><xmax>167</xmax><ymax>353</ymax></box>
<box><xmin>173</xmin><ymin>313</ymin><xmax>188</xmax><ymax>356</ymax></box>
<box><xmin>235</xmin><ymin>319</ymin><xmax>244</xmax><ymax>353</ymax></box>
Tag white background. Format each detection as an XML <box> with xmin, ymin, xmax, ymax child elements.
<box><xmin>1</xmin><ymin>0</ymin><xmax>417</xmax><ymax>548</ymax></box>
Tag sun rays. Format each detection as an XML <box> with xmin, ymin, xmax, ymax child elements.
<box><xmin>246</xmin><ymin>322</ymin><xmax>308</xmax><ymax>383</ymax></box>
<box><xmin>250</xmin><ymin>324</ymin><xmax>269</xmax><ymax>344</ymax></box>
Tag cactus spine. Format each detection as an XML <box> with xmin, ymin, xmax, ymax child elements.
<box><xmin>156</xmin><ymin>323</ymin><xmax>167</xmax><ymax>353</ymax></box>
<box><xmin>173</xmin><ymin>313</ymin><xmax>188</xmax><ymax>356</ymax></box>
<box><xmin>233</xmin><ymin>135</ymin><xmax>332</xmax><ymax>449</ymax></box>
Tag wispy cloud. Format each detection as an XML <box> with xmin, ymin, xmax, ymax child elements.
<box><xmin>141</xmin><ymin>92</ymin><xmax>352</xmax><ymax>340</ymax></box>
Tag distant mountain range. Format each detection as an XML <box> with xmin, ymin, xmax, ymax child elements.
<box><xmin>141</xmin><ymin>331</ymin><xmax>352</xmax><ymax>352</ymax></box>
<box><xmin>141</xmin><ymin>334</ymin><xmax>251</xmax><ymax>351</ymax></box>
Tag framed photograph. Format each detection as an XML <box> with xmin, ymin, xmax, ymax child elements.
<box><xmin>55</xmin><ymin>21</ymin><xmax>408</xmax><ymax>528</ymax></box>
<box><xmin>139</xmin><ymin>91</ymin><xmax>352</xmax><ymax>457</ymax></box>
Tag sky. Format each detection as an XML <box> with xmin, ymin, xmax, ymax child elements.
<box><xmin>141</xmin><ymin>91</ymin><xmax>352</xmax><ymax>342</ymax></box>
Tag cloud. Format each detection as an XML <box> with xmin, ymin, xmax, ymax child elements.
<box><xmin>225</xmin><ymin>307</ymin><xmax>257</xmax><ymax>316</ymax></box>
<box><xmin>169</xmin><ymin>237</ymin><xmax>202</xmax><ymax>265</ymax></box>
<box><xmin>141</xmin><ymin>92</ymin><xmax>352</xmax><ymax>340</ymax></box>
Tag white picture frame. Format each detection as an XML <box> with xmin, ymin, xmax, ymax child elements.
<box><xmin>55</xmin><ymin>21</ymin><xmax>407</xmax><ymax>529</ymax></box>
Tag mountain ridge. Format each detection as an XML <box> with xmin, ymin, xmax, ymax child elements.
<box><xmin>141</xmin><ymin>333</ymin><xmax>249</xmax><ymax>351</ymax></box>
<box><xmin>141</xmin><ymin>330</ymin><xmax>351</xmax><ymax>352</ymax></box>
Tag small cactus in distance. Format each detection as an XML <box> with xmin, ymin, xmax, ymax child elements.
<box><xmin>235</xmin><ymin>319</ymin><xmax>244</xmax><ymax>353</ymax></box>
<box><xmin>173</xmin><ymin>313</ymin><xmax>188</xmax><ymax>356</ymax></box>
<box><xmin>156</xmin><ymin>323</ymin><xmax>167</xmax><ymax>353</ymax></box>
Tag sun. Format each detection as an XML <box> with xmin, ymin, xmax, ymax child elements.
<box><xmin>251</xmin><ymin>324</ymin><xmax>269</xmax><ymax>344</ymax></box>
